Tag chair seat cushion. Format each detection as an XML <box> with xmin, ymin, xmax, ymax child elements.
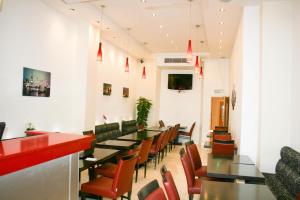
<box><xmin>195</xmin><ymin>166</ymin><xmax>207</xmax><ymax>177</ymax></box>
<box><xmin>149</xmin><ymin>145</ymin><xmax>158</xmax><ymax>154</ymax></box>
<box><xmin>81</xmin><ymin>176</ymin><xmax>116</xmax><ymax>199</ymax></box>
<box><xmin>264</xmin><ymin>173</ymin><xmax>295</xmax><ymax>200</ymax></box>
<box><xmin>188</xmin><ymin>178</ymin><xmax>202</xmax><ymax>194</ymax></box>
<box><xmin>95</xmin><ymin>163</ymin><xmax>117</xmax><ymax>178</ymax></box>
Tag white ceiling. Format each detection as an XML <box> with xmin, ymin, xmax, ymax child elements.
<box><xmin>42</xmin><ymin>0</ymin><xmax>260</xmax><ymax>59</ymax></box>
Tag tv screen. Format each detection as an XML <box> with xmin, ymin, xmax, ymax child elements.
<box><xmin>168</xmin><ymin>74</ymin><xmax>193</xmax><ymax>90</ymax></box>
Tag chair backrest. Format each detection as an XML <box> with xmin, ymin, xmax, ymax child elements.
<box><xmin>168</xmin><ymin>127</ymin><xmax>176</xmax><ymax>142</ymax></box>
<box><xmin>138</xmin><ymin>138</ymin><xmax>153</xmax><ymax>164</ymax></box>
<box><xmin>160</xmin><ymin>165</ymin><xmax>180</xmax><ymax>200</ymax></box>
<box><xmin>188</xmin><ymin>122</ymin><xmax>196</xmax><ymax>137</ymax></box>
<box><xmin>159</xmin><ymin>120</ymin><xmax>165</xmax><ymax>128</ymax></box>
<box><xmin>161</xmin><ymin>129</ymin><xmax>171</xmax><ymax>149</ymax></box>
<box><xmin>122</xmin><ymin>120</ymin><xmax>138</xmax><ymax>135</ymax></box>
<box><xmin>214</xmin><ymin>126</ymin><xmax>228</xmax><ymax>131</ymax></box>
<box><xmin>95</xmin><ymin>122</ymin><xmax>121</xmax><ymax>142</ymax></box>
<box><xmin>0</xmin><ymin>122</ymin><xmax>5</xmax><ymax>140</ymax></box>
<box><xmin>153</xmin><ymin>132</ymin><xmax>165</xmax><ymax>152</ymax></box>
<box><xmin>179</xmin><ymin>148</ymin><xmax>196</xmax><ymax>189</ymax></box>
<box><xmin>213</xmin><ymin>133</ymin><xmax>231</xmax><ymax>141</ymax></box>
<box><xmin>112</xmin><ymin>154</ymin><xmax>138</xmax><ymax>197</ymax></box>
<box><xmin>185</xmin><ymin>141</ymin><xmax>203</xmax><ymax>171</ymax></box>
<box><xmin>212</xmin><ymin>141</ymin><xmax>234</xmax><ymax>156</ymax></box>
<box><xmin>137</xmin><ymin>180</ymin><xmax>167</xmax><ymax>200</ymax></box>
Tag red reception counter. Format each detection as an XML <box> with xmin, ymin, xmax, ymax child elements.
<box><xmin>0</xmin><ymin>131</ymin><xmax>93</xmax><ymax>200</ymax></box>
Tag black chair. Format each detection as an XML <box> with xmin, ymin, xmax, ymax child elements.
<box><xmin>0</xmin><ymin>122</ymin><xmax>6</xmax><ymax>140</ymax></box>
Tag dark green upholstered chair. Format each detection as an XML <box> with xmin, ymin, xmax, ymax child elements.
<box><xmin>264</xmin><ymin>146</ymin><xmax>300</xmax><ymax>200</ymax></box>
<box><xmin>94</xmin><ymin>122</ymin><xmax>121</xmax><ymax>142</ymax></box>
<box><xmin>122</xmin><ymin>120</ymin><xmax>138</xmax><ymax>135</ymax></box>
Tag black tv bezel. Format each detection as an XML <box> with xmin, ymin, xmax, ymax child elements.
<box><xmin>167</xmin><ymin>74</ymin><xmax>193</xmax><ymax>90</ymax></box>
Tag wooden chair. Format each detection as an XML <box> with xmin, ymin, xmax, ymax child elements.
<box><xmin>160</xmin><ymin>165</ymin><xmax>180</xmax><ymax>200</ymax></box>
<box><xmin>179</xmin><ymin>148</ymin><xmax>202</xmax><ymax>200</ymax></box>
<box><xmin>178</xmin><ymin>122</ymin><xmax>196</xmax><ymax>142</ymax></box>
<box><xmin>185</xmin><ymin>141</ymin><xmax>207</xmax><ymax>178</ymax></box>
<box><xmin>212</xmin><ymin>140</ymin><xmax>235</xmax><ymax>157</ymax></box>
<box><xmin>137</xmin><ymin>180</ymin><xmax>167</xmax><ymax>200</ymax></box>
<box><xmin>149</xmin><ymin>132</ymin><xmax>165</xmax><ymax>169</ymax></box>
<box><xmin>81</xmin><ymin>154</ymin><xmax>138</xmax><ymax>200</ymax></box>
<box><xmin>159</xmin><ymin>120</ymin><xmax>165</xmax><ymax>128</ymax></box>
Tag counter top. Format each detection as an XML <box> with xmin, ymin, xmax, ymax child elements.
<box><xmin>0</xmin><ymin>131</ymin><xmax>93</xmax><ymax>176</ymax></box>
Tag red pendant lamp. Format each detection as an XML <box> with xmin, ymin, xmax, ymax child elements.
<box><xmin>97</xmin><ymin>5</ymin><xmax>105</xmax><ymax>62</ymax></box>
<box><xmin>142</xmin><ymin>66</ymin><xmax>146</xmax><ymax>79</ymax></box>
<box><xmin>186</xmin><ymin>40</ymin><xmax>193</xmax><ymax>63</ymax></box>
<box><xmin>125</xmin><ymin>57</ymin><xmax>129</xmax><ymax>72</ymax></box>
<box><xmin>97</xmin><ymin>42</ymin><xmax>102</xmax><ymax>62</ymax></box>
<box><xmin>199</xmin><ymin>58</ymin><xmax>204</xmax><ymax>79</ymax></box>
<box><xmin>186</xmin><ymin>0</ymin><xmax>193</xmax><ymax>63</ymax></box>
<box><xmin>194</xmin><ymin>55</ymin><xmax>200</xmax><ymax>74</ymax></box>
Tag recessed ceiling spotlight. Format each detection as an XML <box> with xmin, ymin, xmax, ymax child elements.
<box><xmin>220</xmin><ymin>0</ymin><xmax>232</xmax><ymax>2</ymax></box>
<box><xmin>219</xmin><ymin>21</ymin><xmax>224</xmax><ymax>25</ymax></box>
<box><xmin>96</xmin><ymin>20</ymin><xmax>100</xmax><ymax>24</ymax></box>
<box><xmin>219</xmin><ymin>46</ymin><xmax>222</xmax><ymax>49</ymax></box>
<box><xmin>159</xmin><ymin>25</ymin><xmax>163</xmax><ymax>28</ymax></box>
<box><xmin>106</xmin><ymin>27</ymin><xmax>110</xmax><ymax>30</ymax></box>
<box><xmin>166</xmin><ymin>33</ymin><xmax>169</xmax><ymax>37</ymax></box>
<box><xmin>171</xmin><ymin>40</ymin><xmax>174</xmax><ymax>44</ymax></box>
<box><xmin>219</xmin><ymin>8</ymin><xmax>225</xmax><ymax>12</ymax></box>
<box><xmin>152</xmin><ymin>13</ymin><xmax>156</xmax><ymax>17</ymax></box>
<box><xmin>69</xmin><ymin>8</ymin><xmax>75</xmax><ymax>12</ymax></box>
<box><xmin>141</xmin><ymin>0</ymin><xmax>147</xmax><ymax>3</ymax></box>
<box><xmin>219</xmin><ymin>39</ymin><xmax>222</xmax><ymax>43</ymax></box>
<box><xmin>220</xmin><ymin>31</ymin><xmax>224</xmax><ymax>35</ymax></box>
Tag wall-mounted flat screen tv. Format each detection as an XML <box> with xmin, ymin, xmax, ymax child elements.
<box><xmin>168</xmin><ymin>74</ymin><xmax>193</xmax><ymax>90</ymax></box>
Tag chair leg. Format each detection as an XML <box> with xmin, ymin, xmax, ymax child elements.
<box><xmin>135</xmin><ymin>163</ymin><xmax>139</xmax><ymax>183</ymax></box>
<box><xmin>144</xmin><ymin>162</ymin><xmax>147</xmax><ymax>178</ymax></box>
<box><xmin>154</xmin><ymin>154</ymin><xmax>157</xmax><ymax>169</ymax></box>
<box><xmin>128</xmin><ymin>191</ymin><xmax>132</xmax><ymax>200</ymax></box>
<box><xmin>81</xmin><ymin>193</ymin><xmax>86</xmax><ymax>200</ymax></box>
<box><xmin>189</xmin><ymin>194</ymin><xmax>193</xmax><ymax>200</ymax></box>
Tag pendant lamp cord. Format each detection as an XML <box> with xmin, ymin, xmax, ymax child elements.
<box><xmin>189</xmin><ymin>0</ymin><xmax>192</xmax><ymax>40</ymax></box>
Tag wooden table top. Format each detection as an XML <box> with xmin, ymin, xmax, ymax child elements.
<box><xmin>79</xmin><ymin>148</ymin><xmax>119</xmax><ymax>172</ymax></box>
<box><xmin>207</xmin><ymin>153</ymin><xmax>264</xmax><ymax>181</ymax></box>
<box><xmin>116</xmin><ymin>130</ymin><xmax>161</xmax><ymax>141</ymax></box>
<box><xmin>199</xmin><ymin>181</ymin><xmax>275</xmax><ymax>200</ymax></box>
<box><xmin>95</xmin><ymin>140</ymin><xmax>137</xmax><ymax>150</ymax></box>
<box><xmin>145</xmin><ymin>126</ymin><xmax>169</xmax><ymax>132</ymax></box>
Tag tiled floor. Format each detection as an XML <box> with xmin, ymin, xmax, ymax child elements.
<box><xmin>80</xmin><ymin>144</ymin><xmax>211</xmax><ymax>200</ymax></box>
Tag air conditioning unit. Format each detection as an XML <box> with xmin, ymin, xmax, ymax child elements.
<box><xmin>62</xmin><ymin>0</ymin><xmax>97</xmax><ymax>4</ymax></box>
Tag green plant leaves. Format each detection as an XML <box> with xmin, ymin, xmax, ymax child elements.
<box><xmin>136</xmin><ymin>97</ymin><xmax>152</xmax><ymax>127</ymax></box>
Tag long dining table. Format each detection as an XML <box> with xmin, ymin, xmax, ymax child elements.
<box><xmin>116</xmin><ymin>130</ymin><xmax>161</xmax><ymax>142</ymax></box>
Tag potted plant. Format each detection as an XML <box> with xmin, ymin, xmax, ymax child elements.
<box><xmin>136</xmin><ymin>97</ymin><xmax>152</xmax><ymax>129</ymax></box>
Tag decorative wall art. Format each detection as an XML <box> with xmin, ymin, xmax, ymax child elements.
<box><xmin>231</xmin><ymin>86</ymin><xmax>236</xmax><ymax>110</ymax></box>
<box><xmin>22</xmin><ymin>67</ymin><xmax>51</xmax><ymax>97</ymax></box>
<box><xmin>103</xmin><ymin>83</ymin><xmax>112</xmax><ymax>96</ymax></box>
<box><xmin>123</xmin><ymin>87</ymin><xmax>129</xmax><ymax>98</ymax></box>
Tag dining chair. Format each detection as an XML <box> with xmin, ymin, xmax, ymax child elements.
<box><xmin>159</xmin><ymin>120</ymin><xmax>165</xmax><ymax>128</ymax></box>
<box><xmin>81</xmin><ymin>154</ymin><xmax>138</xmax><ymax>200</ymax></box>
<box><xmin>212</xmin><ymin>140</ymin><xmax>235</xmax><ymax>156</ymax></box>
<box><xmin>160</xmin><ymin>129</ymin><xmax>171</xmax><ymax>159</ymax></box>
<box><xmin>185</xmin><ymin>141</ymin><xmax>207</xmax><ymax>177</ymax></box>
<box><xmin>0</xmin><ymin>122</ymin><xmax>6</xmax><ymax>140</ymax></box>
<box><xmin>149</xmin><ymin>132</ymin><xmax>165</xmax><ymax>169</ymax></box>
<box><xmin>213</xmin><ymin>133</ymin><xmax>231</xmax><ymax>141</ymax></box>
<box><xmin>160</xmin><ymin>165</ymin><xmax>180</xmax><ymax>200</ymax></box>
<box><xmin>137</xmin><ymin>180</ymin><xmax>167</xmax><ymax>200</ymax></box>
<box><xmin>178</xmin><ymin>122</ymin><xmax>196</xmax><ymax>142</ymax></box>
<box><xmin>179</xmin><ymin>148</ymin><xmax>202</xmax><ymax>200</ymax></box>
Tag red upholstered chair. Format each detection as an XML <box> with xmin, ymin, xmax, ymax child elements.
<box><xmin>179</xmin><ymin>148</ymin><xmax>202</xmax><ymax>200</ymax></box>
<box><xmin>160</xmin><ymin>165</ymin><xmax>180</xmax><ymax>200</ymax></box>
<box><xmin>213</xmin><ymin>133</ymin><xmax>232</xmax><ymax>141</ymax></box>
<box><xmin>297</xmin><ymin>193</ymin><xmax>300</xmax><ymax>200</ymax></box>
<box><xmin>185</xmin><ymin>141</ymin><xmax>207</xmax><ymax>178</ymax></box>
<box><xmin>81</xmin><ymin>154</ymin><xmax>138</xmax><ymax>200</ymax></box>
<box><xmin>212</xmin><ymin>140</ymin><xmax>235</xmax><ymax>157</ymax></box>
<box><xmin>137</xmin><ymin>180</ymin><xmax>167</xmax><ymax>200</ymax></box>
<box><xmin>149</xmin><ymin>132</ymin><xmax>165</xmax><ymax>169</ymax></box>
<box><xmin>96</xmin><ymin>138</ymin><xmax>153</xmax><ymax>183</ymax></box>
<box><xmin>168</xmin><ymin>125</ymin><xmax>179</xmax><ymax>151</ymax></box>
<box><xmin>178</xmin><ymin>122</ymin><xmax>196</xmax><ymax>141</ymax></box>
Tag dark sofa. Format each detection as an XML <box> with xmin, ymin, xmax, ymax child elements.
<box><xmin>264</xmin><ymin>146</ymin><xmax>300</xmax><ymax>200</ymax></box>
<box><xmin>95</xmin><ymin>122</ymin><xmax>122</xmax><ymax>142</ymax></box>
<box><xmin>121</xmin><ymin>120</ymin><xmax>138</xmax><ymax>135</ymax></box>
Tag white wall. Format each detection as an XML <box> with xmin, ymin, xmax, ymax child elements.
<box><xmin>259</xmin><ymin>1</ymin><xmax>293</xmax><ymax>172</ymax></box>
<box><xmin>201</xmin><ymin>59</ymin><xmax>230</xmax><ymax>146</ymax></box>
<box><xmin>159</xmin><ymin>69</ymin><xmax>202</xmax><ymax>144</ymax></box>
<box><xmin>0</xmin><ymin>0</ymin><xmax>89</xmax><ymax>138</ymax></box>
<box><xmin>291</xmin><ymin>0</ymin><xmax>300</xmax><ymax>152</ymax></box>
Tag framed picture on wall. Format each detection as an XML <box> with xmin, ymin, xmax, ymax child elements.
<box><xmin>123</xmin><ymin>87</ymin><xmax>129</xmax><ymax>98</ymax></box>
<box><xmin>103</xmin><ymin>83</ymin><xmax>112</xmax><ymax>96</ymax></box>
<box><xmin>22</xmin><ymin>67</ymin><xmax>51</xmax><ymax>97</ymax></box>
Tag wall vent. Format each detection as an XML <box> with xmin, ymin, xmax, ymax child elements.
<box><xmin>164</xmin><ymin>58</ymin><xmax>188</xmax><ymax>63</ymax></box>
